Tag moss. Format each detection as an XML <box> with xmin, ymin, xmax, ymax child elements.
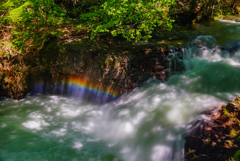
<box><xmin>114</xmin><ymin>56</ymin><xmax>119</xmax><ymax>67</ymax></box>
<box><xmin>1</xmin><ymin>52</ymin><xmax>10</xmax><ymax>56</ymax></box>
<box><xmin>230</xmin><ymin>129</ymin><xmax>238</xmax><ymax>137</ymax></box>
<box><xmin>222</xmin><ymin>105</ymin><xmax>227</xmax><ymax>111</ymax></box>
<box><xmin>105</xmin><ymin>56</ymin><xmax>114</xmax><ymax>67</ymax></box>
<box><xmin>213</xmin><ymin>14</ymin><xmax>224</xmax><ymax>21</ymax></box>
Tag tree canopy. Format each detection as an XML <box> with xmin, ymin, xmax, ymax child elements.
<box><xmin>78</xmin><ymin>0</ymin><xmax>176</xmax><ymax>41</ymax></box>
<box><xmin>0</xmin><ymin>0</ymin><xmax>239</xmax><ymax>54</ymax></box>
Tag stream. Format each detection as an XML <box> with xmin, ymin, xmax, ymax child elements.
<box><xmin>1</xmin><ymin>19</ymin><xmax>240</xmax><ymax>161</ymax></box>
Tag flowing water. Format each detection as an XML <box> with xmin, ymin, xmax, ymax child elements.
<box><xmin>193</xmin><ymin>18</ymin><xmax>240</xmax><ymax>46</ymax></box>
<box><xmin>1</xmin><ymin>21</ymin><xmax>240</xmax><ymax>161</ymax></box>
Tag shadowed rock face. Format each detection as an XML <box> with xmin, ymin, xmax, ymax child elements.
<box><xmin>1</xmin><ymin>33</ymin><xmax>238</xmax><ymax>100</ymax></box>
<box><xmin>0</xmin><ymin>34</ymin><xmax>176</xmax><ymax>99</ymax></box>
<box><xmin>27</xmin><ymin>35</ymin><xmax>170</xmax><ymax>98</ymax></box>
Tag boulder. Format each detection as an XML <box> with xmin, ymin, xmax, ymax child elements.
<box><xmin>192</xmin><ymin>35</ymin><xmax>218</xmax><ymax>48</ymax></box>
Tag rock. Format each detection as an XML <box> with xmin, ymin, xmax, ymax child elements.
<box><xmin>227</xmin><ymin>41</ymin><xmax>240</xmax><ymax>55</ymax></box>
<box><xmin>192</xmin><ymin>35</ymin><xmax>218</xmax><ymax>48</ymax></box>
<box><xmin>225</xmin><ymin>96</ymin><xmax>240</xmax><ymax>120</ymax></box>
<box><xmin>184</xmin><ymin>96</ymin><xmax>240</xmax><ymax>161</ymax></box>
<box><xmin>31</xmin><ymin>37</ymin><xmax>170</xmax><ymax>98</ymax></box>
<box><xmin>226</xmin><ymin>102</ymin><xmax>239</xmax><ymax>113</ymax></box>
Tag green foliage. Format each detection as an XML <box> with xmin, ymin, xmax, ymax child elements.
<box><xmin>1</xmin><ymin>0</ymin><xmax>67</xmax><ymax>52</ymax></box>
<box><xmin>1</xmin><ymin>0</ymin><xmax>177</xmax><ymax>51</ymax></box>
<box><xmin>78</xmin><ymin>0</ymin><xmax>176</xmax><ymax>41</ymax></box>
<box><xmin>0</xmin><ymin>0</ymin><xmax>239</xmax><ymax>53</ymax></box>
<box><xmin>213</xmin><ymin>14</ymin><xmax>224</xmax><ymax>20</ymax></box>
<box><xmin>234</xmin><ymin>150</ymin><xmax>240</xmax><ymax>161</ymax></box>
<box><xmin>173</xmin><ymin>0</ymin><xmax>240</xmax><ymax>22</ymax></box>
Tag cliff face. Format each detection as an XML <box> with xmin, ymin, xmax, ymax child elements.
<box><xmin>32</xmin><ymin>35</ymin><xmax>170</xmax><ymax>96</ymax></box>
<box><xmin>0</xmin><ymin>35</ymin><xmax>171</xmax><ymax>99</ymax></box>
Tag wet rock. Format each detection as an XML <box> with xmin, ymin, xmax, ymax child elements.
<box><xmin>225</xmin><ymin>96</ymin><xmax>240</xmax><ymax>119</ymax></box>
<box><xmin>184</xmin><ymin>96</ymin><xmax>240</xmax><ymax>161</ymax></box>
<box><xmin>1</xmin><ymin>32</ymin><xmax>192</xmax><ymax>100</ymax></box>
<box><xmin>226</xmin><ymin>42</ymin><xmax>240</xmax><ymax>55</ymax></box>
<box><xmin>31</xmin><ymin>37</ymin><xmax>170</xmax><ymax>96</ymax></box>
<box><xmin>192</xmin><ymin>35</ymin><xmax>218</xmax><ymax>48</ymax></box>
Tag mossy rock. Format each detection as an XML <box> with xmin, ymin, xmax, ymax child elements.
<box><xmin>226</xmin><ymin>96</ymin><xmax>240</xmax><ymax>112</ymax></box>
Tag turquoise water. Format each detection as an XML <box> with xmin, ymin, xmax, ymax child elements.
<box><xmin>1</xmin><ymin>49</ymin><xmax>240</xmax><ymax>160</ymax></box>
<box><xmin>1</xmin><ymin>20</ymin><xmax>240</xmax><ymax>161</ymax></box>
<box><xmin>193</xmin><ymin>19</ymin><xmax>240</xmax><ymax>46</ymax></box>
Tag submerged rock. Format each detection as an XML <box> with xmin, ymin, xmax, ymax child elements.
<box><xmin>192</xmin><ymin>35</ymin><xmax>218</xmax><ymax>48</ymax></box>
<box><xmin>226</xmin><ymin>42</ymin><xmax>240</xmax><ymax>55</ymax></box>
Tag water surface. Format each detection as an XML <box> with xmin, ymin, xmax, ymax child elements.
<box><xmin>1</xmin><ymin>20</ymin><xmax>240</xmax><ymax>161</ymax></box>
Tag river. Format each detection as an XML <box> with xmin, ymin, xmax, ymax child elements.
<box><xmin>1</xmin><ymin>19</ymin><xmax>240</xmax><ymax>161</ymax></box>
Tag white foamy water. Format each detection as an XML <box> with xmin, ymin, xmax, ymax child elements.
<box><xmin>1</xmin><ymin>44</ymin><xmax>240</xmax><ymax>161</ymax></box>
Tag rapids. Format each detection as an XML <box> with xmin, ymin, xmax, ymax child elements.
<box><xmin>1</xmin><ymin>20</ymin><xmax>240</xmax><ymax>161</ymax></box>
<box><xmin>1</xmin><ymin>48</ymin><xmax>240</xmax><ymax>161</ymax></box>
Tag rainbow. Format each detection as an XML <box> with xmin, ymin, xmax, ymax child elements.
<box><xmin>33</xmin><ymin>76</ymin><xmax>119</xmax><ymax>103</ymax></box>
<box><xmin>66</xmin><ymin>76</ymin><xmax>118</xmax><ymax>98</ymax></box>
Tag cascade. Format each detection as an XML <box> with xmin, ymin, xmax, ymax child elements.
<box><xmin>1</xmin><ymin>35</ymin><xmax>240</xmax><ymax>161</ymax></box>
